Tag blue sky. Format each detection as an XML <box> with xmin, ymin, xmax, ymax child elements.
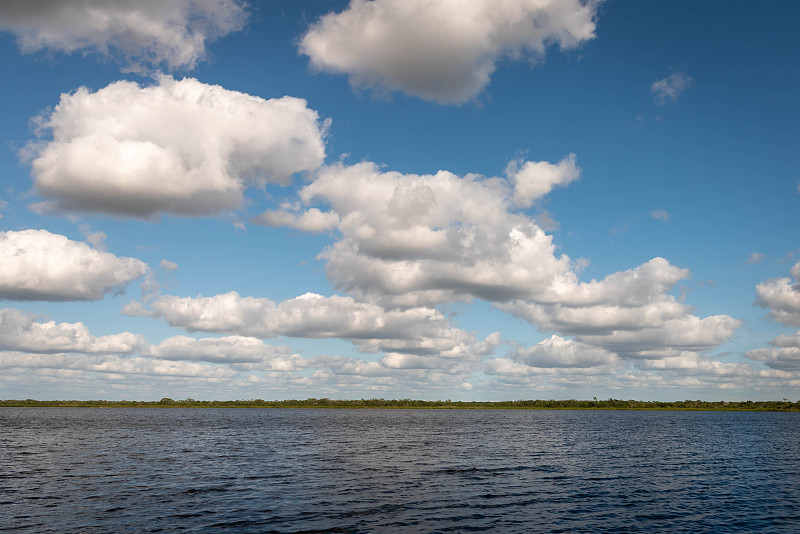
<box><xmin>1</xmin><ymin>0</ymin><xmax>798</xmax><ymax>401</ymax></box>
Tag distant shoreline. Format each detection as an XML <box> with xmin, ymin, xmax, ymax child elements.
<box><xmin>2</xmin><ymin>398</ymin><xmax>799</xmax><ymax>411</ymax></box>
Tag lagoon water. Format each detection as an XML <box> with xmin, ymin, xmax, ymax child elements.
<box><xmin>2</xmin><ymin>408</ymin><xmax>800</xmax><ymax>533</ymax></box>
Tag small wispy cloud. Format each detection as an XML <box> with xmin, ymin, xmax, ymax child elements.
<box><xmin>159</xmin><ymin>260</ymin><xmax>179</xmax><ymax>272</ymax></box>
<box><xmin>745</xmin><ymin>252</ymin><xmax>767</xmax><ymax>265</ymax></box>
<box><xmin>78</xmin><ymin>224</ymin><xmax>107</xmax><ymax>251</ymax></box>
<box><xmin>650</xmin><ymin>209</ymin><xmax>669</xmax><ymax>221</ymax></box>
<box><xmin>651</xmin><ymin>72</ymin><xmax>694</xmax><ymax>105</ymax></box>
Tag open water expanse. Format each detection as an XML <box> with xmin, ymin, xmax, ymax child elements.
<box><xmin>2</xmin><ymin>408</ymin><xmax>800</xmax><ymax>533</ymax></box>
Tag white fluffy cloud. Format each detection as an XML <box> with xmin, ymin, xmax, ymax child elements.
<box><xmin>0</xmin><ymin>312</ymin><xmax>315</xmax><ymax>387</ymax></box>
<box><xmin>300</xmin><ymin>0</ymin><xmax>600</xmax><ymax>104</ymax></box>
<box><xmin>498</xmin><ymin>258</ymin><xmax>740</xmax><ymax>358</ymax></box>
<box><xmin>0</xmin><ymin>308</ymin><xmax>144</xmax><ymax>354</ymax></box>
<box><xmin>485</xmin><ymin>350</ymin><xmax>761</xmax><ymax>395</ymax></box>
<box><xmin>0</xmin><ymin>229</ymin><xmax>148</xmax><ymax>301</ymax></box>
<box><xmin>125</xmin><ymin>291</ymin><xmax>497</xmax><ymax>362</ymax></box>
<box><xmin>747</xmin><ymin>345</ymin><xmax>800</xmax><ymax>372</ymax></box>
<box><xmin>755</xmin><ymin>261</ymin><xmax>800</xmax><ymax>327</ymax></box>
<box><xmin>0</xmin><ymin>352</ymin><xmax>238</xmax><ymax>379</ymax></box>
<box><xmin>29</xmin><ymin>77</ymin><xmax>327</xmax><ymax>219</ymax></box>
<box><xmin>258</xmin><ymin>160</ymin><xmax>740</xmax><ymax>364</ymax></box>
<box><xmin>747</xmin><ymin>263</ymin><xmax>800</xmax><ymax>370</ymax></box>
<box><xmin>145</xmin><ymin>335</ymin><xmax>307</xmax><ymax>371</ymax></box>
<box><xmin>507</xmin><ymin>154</ymin><xmax>580</xmax><ymax>207</ymax></box>
<box><xmin>511</xmin><ymin>335</ymin><xmax>616</xmax><ymax>368</ymax></box>
<box><xmin>0</xmin><ymin>301</ymin><xmax>494</xmax><ymax>392</ymax></box>
<box><xmin>651</xmin><ymin>72</ymin><xmax>694</xmax><ymax>105</ymax></box>
<box><xmin>260</xmin><ymin>161</ymin><xmax>574</xmax><ymax>307</ymax></box>
<box><xmin>0</xmin><ymin>0</ymin><xmax>247</xmax><ymax>72</ymax></box>
<box><xmin>575</xmin><ymin>315</ymin><xmax>741</xmax><ymax>357</ymax></box>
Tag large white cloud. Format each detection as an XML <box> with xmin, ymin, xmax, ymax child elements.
<box><xmin>574</xmin><ymin>315</ymin><xmax>741</xmax><ymax>358</ymax></box>
<box><xmin>0</xmin><ymin>352</ymin><xmax>238</xmax><ymax>379</ymax></box>
<box><xmin>0</xmin><ymin>0</ymin><xmax>247</xmax><ymax>72</ymax></box>
<box><xmin>510</xmin><ymin>335</ymin><xmax>616</xmax><ymax>368</ymax></box>
<box><xmin>747</xmin><ymin>343</ymin><xmax>800</xmax><ymax>372</ymax></box>
<box><xmin>497</xmin><ymin>258</ymin><xmax>741</xmax><ymax>358</ymax></box>
<box><xmin>485</xmin><ymin>350</ymin><xmax>759</xmax><ymax>394</ymax></box>
<box><xmin>634</xmin><ymin>352</ymin><xmax>751</xmax><ymax>375</ymax></box>
<box><xmin>145</xmin><ymin>335</ymin><xmax>307</xmax><ymax>371</ymax></box>
<box><xmin>755</xmin><ymin>261</ymin><xmax>800</xmax><ymax>327</ymax></box>
<box><xmin>258</xmin><ymin>161</ymin><xmax>574</xmax><ymax>307</ymax></box>
<box><xmin>747</xmin><ymin>263</ymin><xmax>800</xmax><ymax>370</ymax></box>
<box><xmin>300</xmin><ymin>0</ymin><xmax>600</xmax><ymax>104</ymax></box>
<box><xmin>0</xmin><ymin>308</ymin><xmax>144</xmax><ymax>354</ymax></box>
<box><xmin>125</xmin><ymin>291</ymin><xmax>498</xmax><ymax>362</ymax></box>
<box><xmin>0</xmin><ymin>229</ymin><xmax>148</xmax><ymax>301</ymax></box>
<box><xmin>258</xmin><ymin>160</ymin><xmax>740</xmax><ymax>363</ymax></box>
<box><xmin>29</xmin><ymin>77</ymin><xmax>327</xmax><ymax>219</ymax></box>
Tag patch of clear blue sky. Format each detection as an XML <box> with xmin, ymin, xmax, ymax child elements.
<box><xmin>0</xmin><ymin>1</ymin><xmax>798</xmax><ymax>393</ymax></box>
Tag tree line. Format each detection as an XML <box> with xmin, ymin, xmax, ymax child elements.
<box><xmin>1</xmin><ymin>398</ymin><xmax>799</xmax><ymax>411</ymax></box>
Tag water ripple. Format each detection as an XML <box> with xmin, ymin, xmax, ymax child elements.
<box><xmin>2</xmin><ymin>408</ymin><xmax>800</xmax><ymax>532</ymax></box>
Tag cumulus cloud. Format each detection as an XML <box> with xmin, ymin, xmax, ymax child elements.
<box><xmin>125</xmin><ymin>291</ymin><xmax>498</xmax><ymax>362</ymax></box>
<box><xmin>0</xmin><ymin>300</ymin><xmax>497</xmax><ymax>391</ymax></box>
<box><xmin>511</xmin><ymin>335</ymin><xmax>616</xmax><ymax>368</ymax></box>
<box><xmin>748</xmin><ymin>264</ymin><xmax>800</xmax><ymax>370</ymax></box>
<box><xmin>262</xmin><ymin>161</ymin><xmax>574</xmax><ymax>307</ymax></box>
<box><xmin>28</xmin><ymin>77</ymin><xmax>327</xmax><ymax>219</ymax></box>
<box><xmin>485</xmin><ymin>350</ymin><xmax>760</xmax><ymax>394</ymax></box>
<box><xmin>497</xmin><ymin>258</ymin><xmax>740</xmax><ymax>358</ymax></box>
<box><xmin>747</xmin><ymin>343</ymin><xmax>800</xmax><ymax>371</ymax></box>
<box><xmin>0</xmin><ymin>308</ymin><xmax>144</xmax><ymax>354</ymax></box>
<box><xmin>575</xmin><ymin>315</ymin><xmax>741</xmax><ymax>357</ymax></box>
<box><xmin>300</xmin><ymin>0</ymin><xmax>601</xmax><ymax>104</ymax></box>
<box><xmin>507</xmin><ymin>153</ymin><xmax>580</xmax><ymax>207</ymax></box>
<box><xmin>0</xmin><ymin>229</ymin><xmax>148</xmax><ymax>301</ymax></box>
<box><xmin>0</xmin><ymin>352</ymin><xmax>238</xmax><ymax>379</ymax></box>
<box><xmin>748</xmin><ymin>331</ymin><xmax>800</xmax><ymax>371</ymax></box>
<box><xmin>749</xmin><ymin>347</ymin><xmax>800</xmax><ymax>373</ymax></box>
<box><xmin>0</xmin><ymin>312</ymin><xmax>318</xmax><ymax>386</ymax></box>
<box><xmin>258</xmin><ymin>159</ymin><xmax>739</xmax><ymax>362</ymax></box>
<box><xmin>145</xmin><ymin>335</ymin><xmax>307</xmax><ymax>371</ymax></box>
<box><xmin>633</xmin><ymin>353</ymin><xmax>752</xmax><ymax>377</ymax></box>
<box><xmin>651</xmin><ymin>71</ymin><xmax>694</xmax><ymax>105</ymax></box>
<box><xmin>755</xmin><ymin>261</ymin><xmax>800</xmax><ymax>327</ymax></box>
<box><xmin>0</xmin><ymin>0</ymin><xmax>247</xmax><ymax>72</ymax></box>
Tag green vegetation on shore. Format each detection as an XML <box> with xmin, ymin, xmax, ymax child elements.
<box><xmin>1</xmin><ymin>398</ymin><xmax>799</xmax><ymax>411</ymax></box>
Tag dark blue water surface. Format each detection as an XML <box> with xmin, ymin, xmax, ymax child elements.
<box><xmin>2</xmin><ymin>408</ymin><xmax>799</xmax><ymax>533</ymax></box>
